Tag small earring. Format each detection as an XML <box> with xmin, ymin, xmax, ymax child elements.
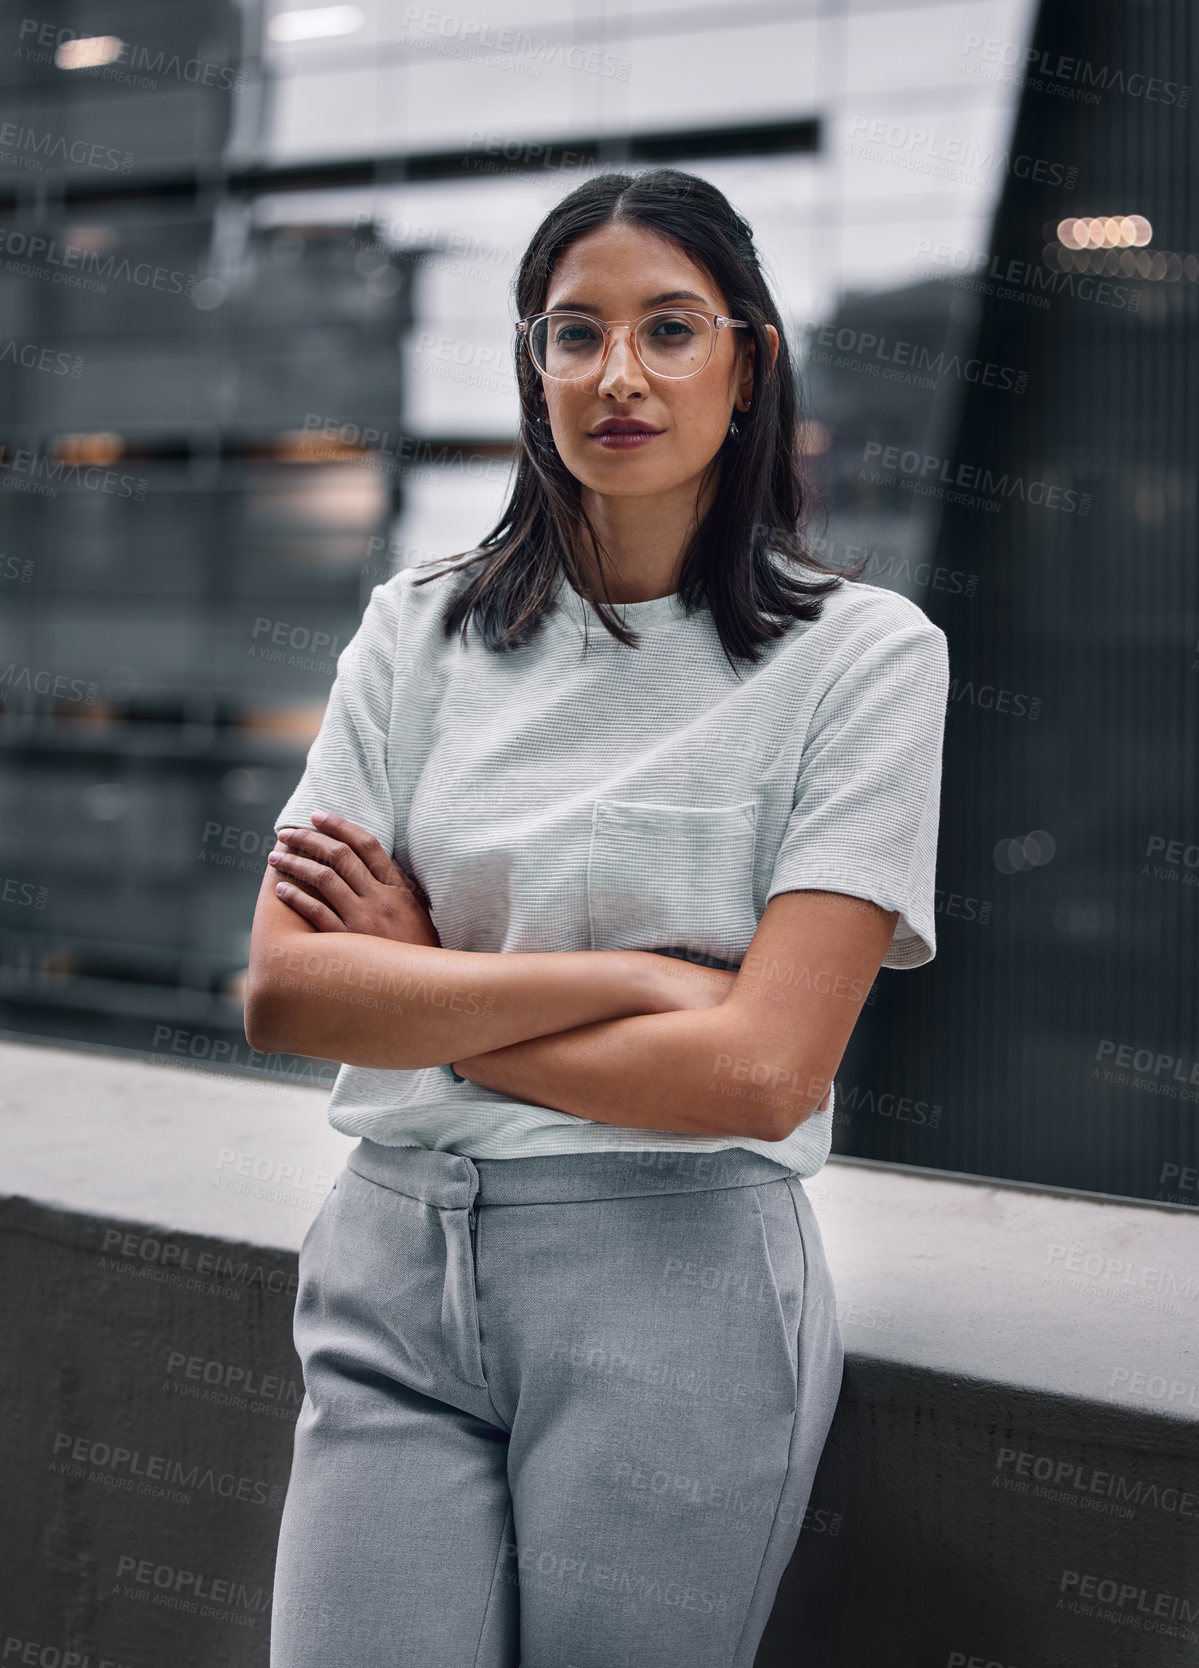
<box><xmin>728</xmin><ymin>414</ymin><xmax>740</xmax><ymax>439</ymax></box>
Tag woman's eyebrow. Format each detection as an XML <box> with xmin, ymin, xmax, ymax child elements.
<box><xmin>545</xmin><ymin>289</ymin><xmax>711</xmax><ymax>313</ymax></box>
<box><xmin>644</xmin><ymin>289</ymin><xmax>709</xmax><ymax>307</ymax></box>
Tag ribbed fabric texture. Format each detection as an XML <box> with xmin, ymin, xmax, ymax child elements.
<box><xmin>275</xmin><ymin>559</ymin><xmax>949</xmax><ymax>1178</ymax></box>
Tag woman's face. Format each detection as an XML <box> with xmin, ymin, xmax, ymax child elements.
<box><xmin>533</xmin><ymin>221</ymin><xmax>760</xmax><ymax>502</ymax></box>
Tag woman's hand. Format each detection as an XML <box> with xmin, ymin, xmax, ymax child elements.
<box><xmin>268</xmin><ymin>811</ymin><xmax>441</xmax><ymax>947</ymax></box>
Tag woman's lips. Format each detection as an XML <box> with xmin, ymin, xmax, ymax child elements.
<box><xmin>589</xmin><ymin>429</ymin><xmax>662</xmax><ymax>450</ymax></box>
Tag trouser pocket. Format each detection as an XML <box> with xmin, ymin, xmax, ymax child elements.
<box><xmin>750</xmin><ymin>1180</ymin><xmax>805</xmax><ymax>1393</ymax></box>
<box><xmin>295</xmin><ymin>1164</ymin><xmax>489</xmax><ymax>1400</ymax></box>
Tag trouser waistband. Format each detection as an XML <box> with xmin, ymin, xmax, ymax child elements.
<box><xmin>344</xmin><ymin>1138</ymin><xmax>794</xmax><ymax>1211</ymax></box>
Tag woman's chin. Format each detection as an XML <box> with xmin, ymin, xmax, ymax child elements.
<box><xmin>569</xmin><ymin>455</ymin><xmax>701</xmax><ymax>500</ymax></box>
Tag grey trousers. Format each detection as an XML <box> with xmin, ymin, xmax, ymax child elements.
<box><xmin>269</xmin><ymin>1139</ymin><xmax>845</xmax><ymax>1668</ymax></box>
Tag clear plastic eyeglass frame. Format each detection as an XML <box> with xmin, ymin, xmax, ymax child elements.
<box><xmin>517</xmin><ymin>309</ymin><xmax>750</xmax><ymax>381</ymax></box>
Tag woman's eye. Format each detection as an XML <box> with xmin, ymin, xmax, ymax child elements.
<box><xmin>555</xmin><ymin>324</ymin><xmax>599</xmax><ymax>346</ymax></box>
<box><xmin>649</xmin><ymin>315</ymin><xmax>695</xmax><ymax>338</ymax></box>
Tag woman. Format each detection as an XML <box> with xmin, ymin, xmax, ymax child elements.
<box><xmin>247</xmin><ymin>167</ymin><xmax>949</xmax><ymax>1668</ymax></box>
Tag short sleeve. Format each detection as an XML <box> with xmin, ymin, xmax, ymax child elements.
<box><xmin>765</xmin><ymin>621</ymin><xmax>949</xmax><ymax>968</ymax></box>
<box><xmin>273</xmin><ymin>582</ymin><xmax>400</xmax><ymax>854</ymax></box>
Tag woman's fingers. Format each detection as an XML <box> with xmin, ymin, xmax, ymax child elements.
<box><xmin>275</xmin><ymin>825</ymin><xmax>379</xmax><ymax>895</ymax></box>
<box><xmin>278</xmin><ymin>817</ymin><xmax>413</xmax><ymax>893</ymax></box>
<box><xmin>309</xmin><ymin>810</ymin><xmax>408</xmax><ymax>887</ymax></box>
<box><xmin>275</xmin><ymin>816</ymin><xmax>427</xmax><ymax>916</ymax></box>
<box><xmin>268</xmin><ymin>848</ymin><xmax>359</xmax><ymax>913</ymax></box>
<box><xmin>273</xmin><ymin>880</ymin><xmax>348</xmax><ymax>932</ymax></box>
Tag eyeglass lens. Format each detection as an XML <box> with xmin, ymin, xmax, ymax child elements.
<box><xmin>529</xmin><ymin>311</ymin><xmax>714</xmax><ymax>379</ymax></box>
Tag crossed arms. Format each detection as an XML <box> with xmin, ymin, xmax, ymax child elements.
<box><xmin>243</xmin><ymin>812</ymin><xmax>899</xmax><ymax>1143</ymax></box>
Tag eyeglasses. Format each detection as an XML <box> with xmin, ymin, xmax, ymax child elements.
<box><xmin>518</xmin><ymin>309</ymin><xmax>750</xmax><ymax>382</ymax></box>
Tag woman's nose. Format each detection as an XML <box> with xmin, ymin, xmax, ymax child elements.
<box><xmin>597</xmin><ymin>328</ymin><xmax>648</xmax><ymax>396</ymax></box>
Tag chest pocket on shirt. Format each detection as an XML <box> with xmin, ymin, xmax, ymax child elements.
<box><xmin>586</xmin><ymin>798</ymin><xmax>760</xmax><ymax>965</ymax></box>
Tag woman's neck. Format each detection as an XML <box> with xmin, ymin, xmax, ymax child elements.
<box><xmin>574</xmin><ymin>476</ymin><xmax>715</xmax><ymax>604</ymax></box>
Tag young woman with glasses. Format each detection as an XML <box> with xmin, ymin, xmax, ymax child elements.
<box><xmin>248</xmin><ymin>167</ymin><xmax>949</xmax><ymax>1668</ymax></box>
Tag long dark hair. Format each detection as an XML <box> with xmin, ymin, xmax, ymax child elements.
<box><xmin>412</xmin><ymin>167</ymin><xmax>866</xmax><ymax>667</ymax></box>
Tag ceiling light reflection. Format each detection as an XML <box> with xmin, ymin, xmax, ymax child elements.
<box><xmin>55</xmin><ymin>36</ymin><xmax>124</xmax><ymax>69</ymax></box>
<box><xmin>1056</xmin><ymin>214</ymin><xmax>1153</xmax><ymax>249</ymax></box>
<box><xmin>269</xmin><ymin>5</ymin><xmax>364</xmax><ymax>43</ymax></box>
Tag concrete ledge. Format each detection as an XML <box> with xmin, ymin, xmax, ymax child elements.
<box><xmin>3</xmin><ymin>1034</ymin><xmax>1197</xmax><ymax>1667</ymax></box>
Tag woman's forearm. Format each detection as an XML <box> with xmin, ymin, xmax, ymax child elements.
<box><xmin>451</xmin><ymin>1007</ymin><xmax>828</xmax><ymax>1143</ymax></box>
<box><xmin>245</xmin><ymin>934</ymin><xmax>668</xmax><ymax>1069</ymax></box>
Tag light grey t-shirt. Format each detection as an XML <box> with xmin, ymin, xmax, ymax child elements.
<box><xmin>274</xmin><ymin>558</ymin><xmax>950</xmax><ymax>1179</ymax></box>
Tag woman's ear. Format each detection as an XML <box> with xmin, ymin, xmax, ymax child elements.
<box><xmin>736</xmin><ymin>324</ymin><xmax>780</xmax><ymax>412</ymax></box>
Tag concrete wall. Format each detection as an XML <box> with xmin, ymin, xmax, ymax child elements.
<box><xmin>2</xmin><ymin>1035</ymin><xmax>1196</xmax><ymax>1667</ymax></box>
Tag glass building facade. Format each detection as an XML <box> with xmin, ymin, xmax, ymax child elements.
<box><xmin>1</xmin><ymin>0</ymin><xmax>1194</xmax><ymax>1203</ymax></box>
